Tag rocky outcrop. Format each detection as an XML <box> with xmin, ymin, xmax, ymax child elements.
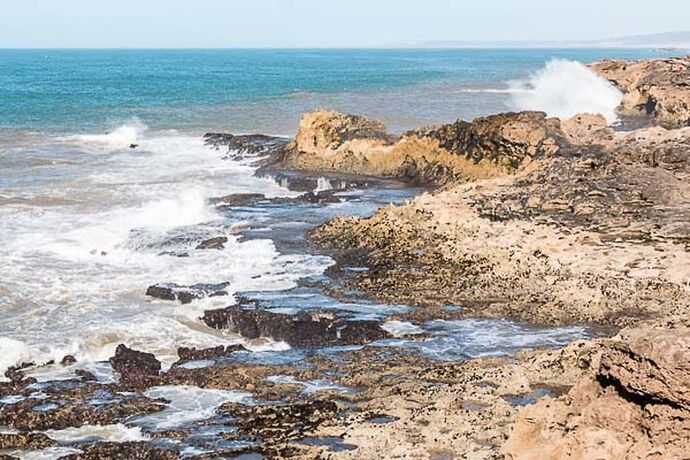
<box><xmin>209</xmin><ymin>192</ymin><xmax>266</xmax><ymax>208</ymax></box>
<box><xmin>204</xmin><ymin>132</ymin><xmax>288</xmax><ymax>158</ymax></box>
<box><xmin>590</xmin><ymin>57</ymin><xmax>690</xmax><ymax>127</ymax></box>
<box><xmin>503</xmin><ymin>324</ymin><xmax>690</xmax><ymax>459</ymax></box>
<box><xmin>195</xmin><ymin>236</ymin><xmax>228</xmax><ymax>250</ymax></box>
<box><xmin>145</xmin><ymin>282</ymin><xmax>230</xmax><ymax>304</ymax></box>
<box><xmin>174</xmin><ymin>344</ymin><xmax>248</xmax><ymax>365</ymax></box>
<box><xmin>201</xmin><ymin>306</ymin><xmax>390</xmax><ymax>347</ymax></box>
<box><xmin>276</xmin><ymin>109</ymin><xmax>566</xmax><ymax>186</ymax></box>
<box><xmin>408</xmin><ymin>111</ymin><xmax>562</xmax><ymax>169</ymax></box>
<box><xmin>310</xmin><ymin>116</ymin><xmax>690</xmax><ymax>326</ymax></box>
<box><xmin>0</xmin><ymin>433</ymin><xmax>56</xmax><ymax>450</ymax></box>
<box><xmin>109</xmin><ymin>344</ymin><xmax>161</xmax><ymax>389</ymax></box>
<box><xmin>61</xmin><ymin>442</ymin><xmax>178</xmax><ymax>460</ymax></box>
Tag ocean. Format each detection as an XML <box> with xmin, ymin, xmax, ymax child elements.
<box><xmin>0</xmin><ymin>48</ymin><xmax>670</xmax><ymax>391</ymax></box>
<box><xmin>0</xmin><ymin>48</ymin><xmax>670</xmax><ymax>134</ymax></box>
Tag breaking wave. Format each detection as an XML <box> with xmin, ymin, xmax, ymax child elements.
<box><xmin>62</xmin><ymin>118</ymin><xmax>149</xmax><ymax>149</ymax></box>
<box><xmin>508</xmin><ymin>59</ymin><xmax>623</xmax><ymax>124</ymax></box>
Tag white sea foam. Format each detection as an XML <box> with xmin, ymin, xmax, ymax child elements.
<box><xmin>4</xmin><ymin>447</ymin><xmax>82</xmax><ymax>460</ymax></box>
<box><xmin>0</xmin><ymin>338</ymin><xmax>34</xmax><ymax>382</ymax></box>
<box><xmin>63</xmin><ymin>119</ymin><xmax>149</xmax><ymax>149</ymax></box>
<box><xmin>134</xmin><ymin>386</ymin><xmax>252</xmax><ymax>428</ymax></box>
<box><xmin>314</xmin><ymin>177</ymin><xmax>333</xmax><ymax>193</ymax></box>
<box><xmin>0</xmin><ymin>127</ymin><xmax>327</xmax><ymax>379</ymax></box>
<box><xmin>508</xmin><ymin>59</ymin><xmax>623</xmax><ymax>124</ymax></box>
<box><xmin>457</xmin><ymin>88</ymin><xmax>528</xmax><ymax>94</ymax></box>
<box><xmin>45</xmin><ymin>424</ymin><xmax>148</xmax><ymax>443</ymax></box>
<box><xmin>381</xmin><ymin>321</ymin><xmax>424</xmax><ymax>338</ymax></box>
<box><xmin>266</xmin><ymin>375</ymin><xmax>351</xmax><ymax>395</ymax></box>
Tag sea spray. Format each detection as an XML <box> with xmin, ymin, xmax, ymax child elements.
<box><xmin>508</xmin><ymin>59</ymin><xmax>623</xmax><ymax>124</ymax></box>
<box><xmin>65</xmin><ymin>118</ymin><xmax>149</xmax><ymax>149</ymax></box>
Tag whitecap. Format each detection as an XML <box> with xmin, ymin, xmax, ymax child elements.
<box><xmin>508</xmin><ymin>59</ymin><xmax>623</xmax><ymax>124</ymax></box>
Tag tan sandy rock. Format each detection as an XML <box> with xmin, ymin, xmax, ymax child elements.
<box><xmin>590</xmin><ymin>57</ymin><xmax>690</xmax><ymax>127</ymax></box>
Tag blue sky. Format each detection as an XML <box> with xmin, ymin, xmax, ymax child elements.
<box><xmin>1</xmin><ymin>0</ymin><xmax>688</xmax><ymax>48</ymax></box>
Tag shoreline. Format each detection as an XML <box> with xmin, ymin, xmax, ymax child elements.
<box><xmin>1</xmin><ymin>55</ymin><xmax>689</xmax><ymax>459</ymax></box>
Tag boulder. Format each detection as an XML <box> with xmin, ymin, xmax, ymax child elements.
<box><xmin>407</xmin><ymin>111</ymin><xmax>562</xmax><ymax>169</ymax></box>
<box><xmin>278</xmin><ymin>109</ymin><xmax>567</xmax><ymax>185</ymax></box>
<box><xmin>0</xmin><ymin>433</ymin><xmax>56</xmax><ymax>450</ymax></box>
<box><xmin>209</xmin><ymin>193</ymin><xmax>266</xmax><ymax>208</ymax></box>
<box><xmin>201</xmin><ymin>306</ymin><xmax>389</xmax><ymax>347</ymax></box>
<box><xmin>203</xmin><ymin>133</ymin><xmax>288</xmax><ymax>157</ymax></box>
<box><xmin>503</xmin><ymin>325</ymin><xmax>690</xmax><ymax>459</ymax></box>
<box><xmin>590</xmin><ymin>57</ymin><xmax>690</xmax><ymax>127</ymax></box>
<box><xmin>175</xmin><ymin>344</ymin><xmax>248</xmax><ymax>365</ymax></box>
<box><xmin>146</xmin><ymin>283</ymin><xmax>229</xmax><ymax>304</ymax></box>
<box><xmin>109</xmin><ymin>344</ymin><xmax>161</xmax><ymax>389</ymax></box>
<box><xmin>195</xmin><ymin>236</ymin><xmax>228</xmax><ymax>250</ymax></box>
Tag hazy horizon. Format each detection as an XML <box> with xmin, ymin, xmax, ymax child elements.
<box><xmin>2</xmin><ymin>0</ymin><xmax>689</xmax><ymax>49</ymax></box>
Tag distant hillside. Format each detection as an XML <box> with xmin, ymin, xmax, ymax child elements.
<box><xmin>419</xmin><ymin>31</ymin><xmax>690</xmax><ymax>49</ymax></box>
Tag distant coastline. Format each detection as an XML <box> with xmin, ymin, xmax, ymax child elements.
<box><xmin>416</xmin><ymin>30</ymin><xmax>690</xmax><ymax>49</ymax></box>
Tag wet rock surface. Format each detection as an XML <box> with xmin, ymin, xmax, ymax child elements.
<box><xmin>209</xmin><ymin>192</ymin><xmax>267</xmax><ymax>208</ymax></box>
<box><xmin>0</xmin><ymin>433</ymin><xmax>56</xmax><ymax>450</ymax></box>
<box><xmin>109</xmin><ymin>344</ymin><xmax>161</xmax><ymax>389</ymax></box>
<box><xmin>0</xmin><ymin>379</ymin><xmax>165</xmax><ymax>431</ymax></box>
<box><xmin>174</xmin><ymin>344</ymin><xmax>248</xmax><ymax>365</ymax></box>
<box><xmin>204</xmin><ymin>132</ymin><xmax>289</xmax><ymax>158</ymax></box>
<box><xmin>61</xmin><ymin>442</ymin><xmax>178</xmax><ymax>460</ymax></box>
<box><xmin>146</xmin><ymin>282</ymin><xmax>230</xmax><ymax>304</ymax></box>
<box><xmin>201</xmin><ymin>306</ymin><xmax>390</xmax><ymax>347</ymax></box>
<box><xmin>195</xmin><ymin>236</ymin><xmax>228</xmax><ymax>250</ymax></box>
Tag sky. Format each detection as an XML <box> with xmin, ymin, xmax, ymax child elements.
<box><xmin>1</xmin><ymin>0</ymin><xmax>688</xmax><ymax>48</ymax></box>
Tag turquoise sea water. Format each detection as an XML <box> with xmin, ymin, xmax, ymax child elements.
<box><xmin>0</xmin><ymin>48</ymin><xmax>672</xmax><ymax>134</ymax></box>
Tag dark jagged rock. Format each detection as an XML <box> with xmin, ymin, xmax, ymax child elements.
<box><xmin>145</xmin><ymin>282</ymin><xmax>230</xmax><ymax>304</ymax></box>
<box><xmin>4</xmin><ymin>364</ymin><xmax>36</xmax><ymax>386</ymax></box>
<box><xmin>174</xmin><ymin>344</ymin><xmax>248</xmax><ymax>365</ymax></box>
<box><xmin>0</xmin><ymin>381</ymin><xmax>165</xmax><ymax>431</ymax></box>
<box><xmin>208</xmin><ymin>193</ymin><xmax>266</xmax><ymax>208</ymax></box>
<box><xmin>195</xmin><ymin>236</ymin><xmax>228</xmax><ymax>250</ymax></box>
<box><xmin>0</xmin><ymin>433</ymin><xmax>56</xmax><ymax>450</ymax></box>
<box><xmin>109</xmin><ymin>344</ymin><xmax>161</xmax><ymax>389</ymax></box>
<box><xmin>220</xmin><ymin>399</ymin><xmax>340</xmax><ymax>444</ymax></box>
<box><xmin>61</xmin><ymin>442</ymin><xmax>178</xmax><ymax>460</ymax></box>
<box><xmin>203</xmin><ymin>133</ymin><xmax>289</xmax><ymax>158</ymax></box>
<box><xmin>201</xmin><ymin>306</ymin><xmax>389</xmax><ymax>347</ymax></box>
<box><xmin>407</xmin><ymin>111</ymin><xmax>563</xmax><ymax>169</ymax></box>
<box><xmin>75</xmin><ymin>369</ymin><xmax>97</xmax><ymax>382</ymax></box>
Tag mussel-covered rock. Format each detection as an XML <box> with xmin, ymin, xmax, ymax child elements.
<box><xmin>145</xmin><ymin>283</ymin><xmax>229</xmax><ymax>304</ymax></box>
<box><xmin>109</xmin><ymin>344</ymin><xmax>161</xmax><ymax>389</ymax></box>
<box><xmin>201</xmin><ymin>306</ymin><xmax>389</xmax><ymax>347</ymax></box>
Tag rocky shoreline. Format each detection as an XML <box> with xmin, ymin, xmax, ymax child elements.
<box><xmin>1</xmin><ymin>56</ymin><xmax>689</xmax><ymax>459</ymax></box>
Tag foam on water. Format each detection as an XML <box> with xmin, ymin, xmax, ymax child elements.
<box><xmin>508</xmin><ymin>59</ymin><xmax>623</xmax><ymax>124</ymax></box>
<box><xmin>266</xmin><ymin>375</ymin><xmax>351</xmax><ymax>395</ymax></box>
<box><xmin>45</xmin><ymin>424</ymin><xmax>148</xmax><ymax>443</ymax></box>
<box><xmin>378</xmin><ymin>318</ymin><xmax>589</xmax><ymax>361</ymax></box>
<box><xmin>381</xmin><ymin>321</ymin><xmax>424</xmax><ymax>338</ymax></box>
<box><xmin>2</xmin><ymin>447</ymin><xmax>82</xmax><ymax>460</ymax></box>
<box><xmin>0</xmin><ymin>125</ymin><xmax>326</xmax><ymax>378</ymax></box>
<box><xmin>63</xmin><ymin>118</ymin><xmax>149</xmax><ymax>150</ymax></box>
<box><xmin>134</xmin><ymin>386</ymin><xmax>253</xmax><ymax>429</ymax></box>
